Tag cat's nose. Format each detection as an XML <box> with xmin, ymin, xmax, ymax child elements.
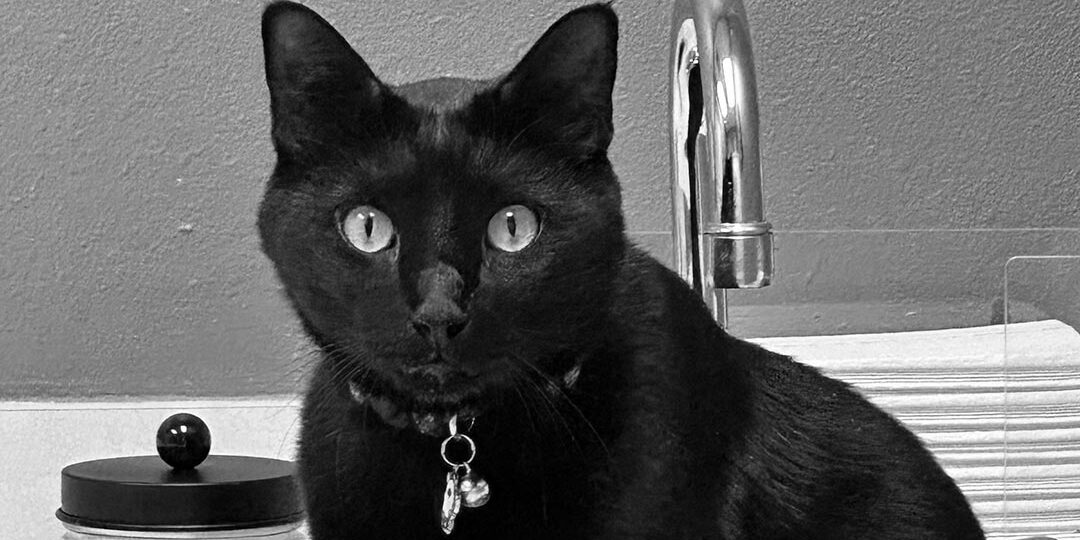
<box><xmin>410</xmin><ymin>263</ymin><xmax>469</xmax><ymax>347</ymax></box>
<box><xmin>410</xmin><ymin>305</ymin><xmax>468</xmax><ymax>352</ymax></box>
<box><xmin>410</xmin><ymin>314</ymin><xmax>468</xmax><ymax>341</ymax></box>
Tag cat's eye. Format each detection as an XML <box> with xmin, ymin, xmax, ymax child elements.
<box><xmin>341</xmin><ymin>205</ymin><xmax>395</xmax><ymax>253</ymax></box>
<box><xmin>486</xmin><ymin>205</ymin><xmax>539</xmax><ymax>252</ymax></box>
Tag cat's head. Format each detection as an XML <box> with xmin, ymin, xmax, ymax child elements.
<box><xmin>258</xmin><ymin>1</ymin><xmax>624</xmax><ymax>420</ymax></box>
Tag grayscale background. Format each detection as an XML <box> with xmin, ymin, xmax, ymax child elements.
<box><xmin>2</xmin><ymin>0</ymin><xmax>1078</xmax><ymax>397</ymax></box>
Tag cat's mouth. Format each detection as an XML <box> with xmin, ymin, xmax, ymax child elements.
<box><xmin>347</xmin><ymin>363</ymin><xmax>485</xmax><ymax>437</ymax></box>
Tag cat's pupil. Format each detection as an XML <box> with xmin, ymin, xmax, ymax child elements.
<box><xmin>364</xmin><ymin>214</ymin><xmax>374</xmax><ymax>238</ymax></box>
<box><xmin>506</xmin><ymin>212</ymin><xmax>517</xmax><ymax>237</ymax></box>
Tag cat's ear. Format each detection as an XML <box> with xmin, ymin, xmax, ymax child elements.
<box><xmin>262</xmin><ymin>1</ymin><xmax>394</xmax><ymax>161</ymax></box>
<box><xmin>475</xmin><ymin>4</ymin><xmax>617</xmax><ymax>160</ymax></box>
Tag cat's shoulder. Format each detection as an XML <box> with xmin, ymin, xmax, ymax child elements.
<box><xmin>612</xmin><ymin>244</ymin><xmax>839</xmax><ymax>381</ymax></box>
<box><xmin>613</xmin><ymin>245</ymin><xmax>706</xmax><ymax>315</ymax></box>
<box><xmin>605</xmin><ymin>244</ymin><xmax>725</xmax><ymax>347</ymax></box>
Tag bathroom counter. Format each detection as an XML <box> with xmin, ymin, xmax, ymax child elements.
<box><xmin>5</xmin><ymin>320</ymin><xmax>1080</xmax><ymax>539</ymax></box>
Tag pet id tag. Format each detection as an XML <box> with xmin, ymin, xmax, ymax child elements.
<box><xmin>440</xmin><ymin>469</ymin><xmax>462</xmax><ymax>534</ymax></box>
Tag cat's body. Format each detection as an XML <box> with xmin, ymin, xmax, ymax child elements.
<box><xmin>296</xmin><ymin>246</ymin><xmax>980</xmax><ymax>540</ymax></box>
<box><xmin>258</xmin><ymin>2</ymin><xmax>984</xmax><ymax>539</ymax></box>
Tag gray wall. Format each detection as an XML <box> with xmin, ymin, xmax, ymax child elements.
<box><xmin>2</xmin><ymin>0</ymin><xmax>1078</xmax><ymax>398</ymax></box>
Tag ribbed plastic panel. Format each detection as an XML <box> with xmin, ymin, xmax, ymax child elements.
<box><xmin>756</xmin><ymin>317</ymin><xmax>1080</xmax><ymax>539</ymax></box>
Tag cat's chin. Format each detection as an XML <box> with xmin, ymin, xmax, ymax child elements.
<box><xmin>347</xmin><ymin>375</ymin><xmax>486</xmax><ymax>437</ymax></box>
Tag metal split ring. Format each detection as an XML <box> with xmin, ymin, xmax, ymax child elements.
<box><xmin>440</xmin><ymin>433</ymin><xmax>476</xmax><ymax>467</ymax></box>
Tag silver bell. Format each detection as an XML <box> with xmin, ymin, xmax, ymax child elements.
<box><xmin>459</xmin><ymin>471</ymin><xmax>491</xmax><ymax>508</ymax></box>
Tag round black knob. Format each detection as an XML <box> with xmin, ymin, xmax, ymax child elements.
<box><xmin>156</xmin><ymin>412</ymin><xmax>211</xmax><ymax>469</ymax></box>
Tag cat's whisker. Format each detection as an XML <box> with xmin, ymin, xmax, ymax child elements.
<box><xmin>265</xmin><ymin>337</ymin><xmax>325</xmax><ymax>392</ymax></box>
<box><xmin>503</xmin><ymin>364</ymin><xmax>545</xmax><ymax>444</ymax></box>
<box><xmin>515</xmin><ymin>367</ymin><xmax>590</xmax><ymax>460</ymax></box>
<box><xmin>503</xmin><ymin>361</ymin><xmax>601</xmax><ymax>479</ymax></box>
<box><xmin>304</xmin><ymin>342</ymin><xmax>377</xmax><ymax>417</ymax></box>
<box><xmin>509</xmin><ymin>362</ymin><xmax>573</xmax><ymax>436</ymax></box>
<box><xmin>500</xmin><ymin>352</ymin><xmax>608</xmax><ymax>462</ymax></box>
<box><xmin>511</xmin><ymin>354</ymin><xmax>611</xmax><ymax>461</ymax></box>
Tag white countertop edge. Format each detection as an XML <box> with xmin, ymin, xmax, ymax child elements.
<box><xmin>0</xmin><ymin>396</ymin><xmax>303</xmax><ymax>412</ymax></box>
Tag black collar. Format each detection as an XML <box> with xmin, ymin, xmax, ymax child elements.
<box><xmin>346</xmin><ymin>356</ymin><xmax>583</xmax><ymax>437</ymax></box>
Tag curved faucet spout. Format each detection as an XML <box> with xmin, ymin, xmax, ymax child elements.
<box><xmin>670</xmin><ymin>0</ymin><xmax>773</xmax><ymax>326</ymax></box>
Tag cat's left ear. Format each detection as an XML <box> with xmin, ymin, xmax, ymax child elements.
<box><xmin>473</xmin><ymin>4</ymin><xmax>617</xmax><ymax>160</ymax></box>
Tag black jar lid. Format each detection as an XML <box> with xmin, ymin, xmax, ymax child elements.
<box><xmin>57</xmin><ymin>454</ymin><xmax>304</xmax><ymax>533</ymax></box>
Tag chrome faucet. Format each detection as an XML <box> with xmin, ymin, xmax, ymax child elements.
<box><xmin>669</xmin><ymin>0</ymin><xmax>773</xmax><ymax>327</ymax></box>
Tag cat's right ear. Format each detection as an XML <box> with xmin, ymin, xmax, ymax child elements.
<box><xmin>262</xmin><ymin>1</ymin><xmax>393</xmax><ymax>161</ymax></box>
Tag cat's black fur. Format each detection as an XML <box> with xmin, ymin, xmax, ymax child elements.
<box><xmin>258</xmin><ymin>2</ymin><xmax>984</xmax><ymax>539</ymax></box>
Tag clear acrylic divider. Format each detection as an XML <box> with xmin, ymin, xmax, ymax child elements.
<box><xmin>733</xmin><ymin>230</ymin><xmax>1080</xmax><ymax>539</ymax></box>
<box><xmin>998</xmin><ymin>256</ymin><xmax>1080</xmax><ymax>539</ymax></box>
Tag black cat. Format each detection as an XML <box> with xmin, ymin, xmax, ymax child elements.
<box><xmin>258</xmin><ymin>2</ymin><xmax>984</xmax><ymax>538</ymax></box>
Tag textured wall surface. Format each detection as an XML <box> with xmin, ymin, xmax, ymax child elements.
<box><xmin>1</xmin><ymin>0</ymin><xmax>1078</xmax><ymax>397</ymax></box>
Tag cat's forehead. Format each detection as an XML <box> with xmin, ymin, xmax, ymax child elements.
<box><xmin>344</xmin><ymin>116</ymin><xmax>528</xmax><ymax>199</ymax></box>
<box><xmin>393</xmin><ymin>77</ymin><xmax>492</xmax><ymax>112</ymax></box>
<box><xmin>335</xmin><ymin>78</ymin><xmax>563</xmax><ymax>199</ymax></box>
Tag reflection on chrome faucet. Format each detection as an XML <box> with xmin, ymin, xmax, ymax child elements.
<box><xmin>670</xmin><ymin>0</ymin><xmax>773</xmax><ymax>327</ymax></box>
